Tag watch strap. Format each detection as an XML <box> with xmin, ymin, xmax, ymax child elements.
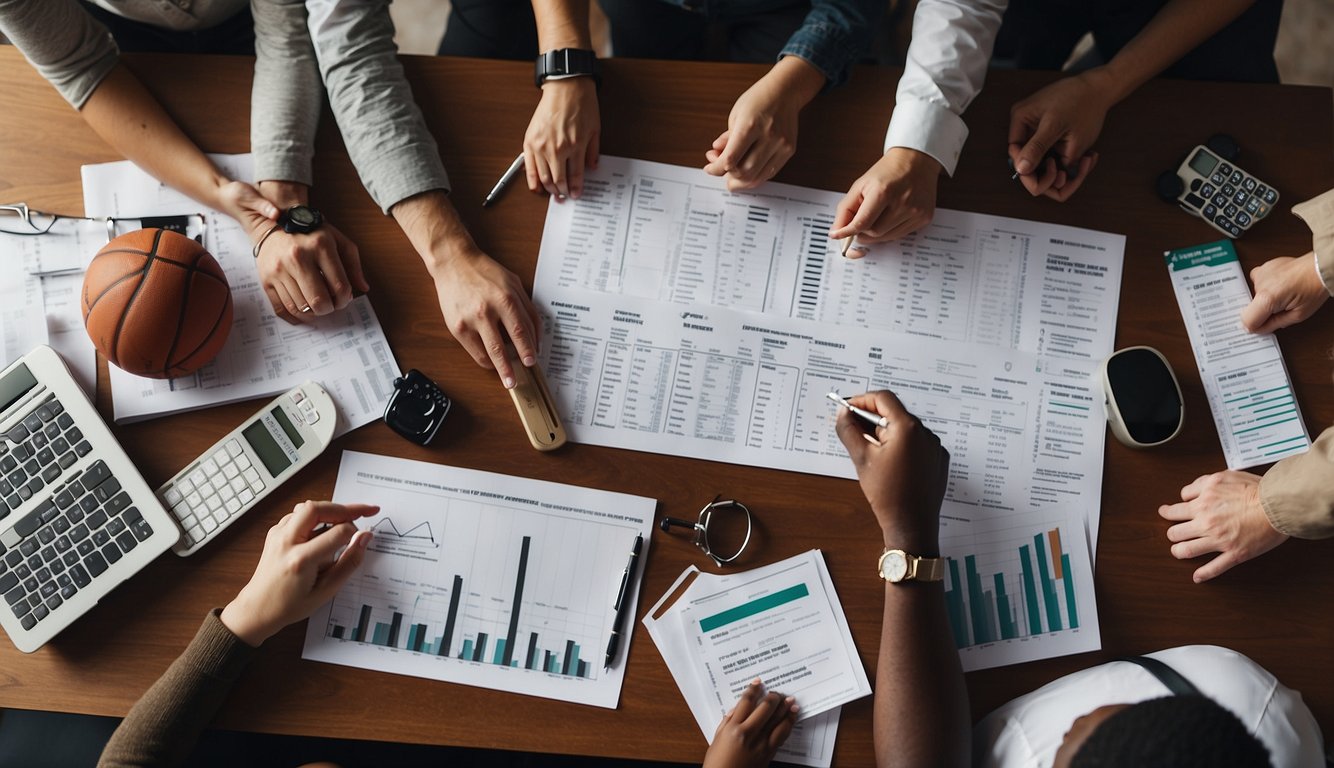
<box><xmin>535</xmin><ymin>48</ymin><xmax>601</xmax><ymax>89</ymax></box>
<box><xmin>911</xmin><ymin>555</ymin><xmax>945</xmax><ymax>582</ymax></box>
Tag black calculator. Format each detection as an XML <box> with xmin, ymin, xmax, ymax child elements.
<box><xmin>1167</xmin><ymin>144</ymin><xmax>1278</xmax><ymax>239</ymax></box>
<box><xmin>383</xmin><ymin>370</ymin><xmax>451</xmax><ymax>445</ymax></box>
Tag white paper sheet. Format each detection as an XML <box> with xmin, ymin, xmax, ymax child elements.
<box><xmin>0</xmin><ymin>233</ymin><xmax>52</xmax><ymax>371</ymax></box>
<box><xmin>536</xmin><ymin>155</ymin><xmax>1125</xmax><ymax>361</ymax></box>
<box><xmin>81</xmin><ymin>155</ymin><xmax>397</xmax><ymax>434</ymax></box>
<box><xmin>643</xmin><ymin>551</ymin><xmax>861</xmax><ymax>768</ymax></box>
<box><xmin>538</xmin><ymin>289</ymin><xmax>1106</xmax><ymax>549</ymax></box>
<box><xmin>1165</xmin><ymin>240</ymin><xmax>1310</xmax><ymax>468</ymax></box>
<box><xmin>302</xmin><ymin>451</ymin><xmax>657</xmax><ymax>709</ymax></box>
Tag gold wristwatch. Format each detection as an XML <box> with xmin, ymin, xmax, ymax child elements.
<box><xmin>878</xmin><ymin>548</ymin><xmax>945</xmax><ymax>583</ymax></box>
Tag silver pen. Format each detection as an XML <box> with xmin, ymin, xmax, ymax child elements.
<box><xmin>483</xmin><ymin>153</ymin><xmax>526</xmax><ymax>207</ymax></box>
<box><xmin>826</xmin><ymin>391</ymin><xmax>889</xmax><ymax>428</ymax></box>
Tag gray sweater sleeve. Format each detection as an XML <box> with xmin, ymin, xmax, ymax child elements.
<box><xmin>305</xmin><ymin>0</ymin><xmax>450</xmax><ymax>213</ymax></box>
<box><xmin>0</xmin><ymin>0</ymin><xmax>120</xmax><ymax>109</ymax></box>
<box><xmin>250</xmin><ymin>0</ymin><xmax>323</xmax><ymax>186</ymax></box>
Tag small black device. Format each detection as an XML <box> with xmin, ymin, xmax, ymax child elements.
<box><xmin>1155</xmin><ymin>134</ymin><xmax>1276</xmax><ymax>239</ymax></box>
<box><xmin>534</xmin><ymin>48</ymin><xmax>601</xmax><ymax>89</ymax></box>
<box><xmin>279</xmin><ymin>204</ymin><xmax>323</xmax><ymax>235</ymax></box>
<box><xmin>1099</xmin><ymin>347</ymin><xmax>1184</xmax><ymax>448</ymax></box>
<box><xmin>383</xmin><ymin>369</ymin><xmax>451</xmax><ymax>445</ymax></box>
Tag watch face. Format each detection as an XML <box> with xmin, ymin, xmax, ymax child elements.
<box><xmin>288</xmin><ymin>206</ymin><xmax>317</xmax><ymax>227</ymax></box>
<box><xmin>881</xmin><ymin>551</ymin><xmax>908</xmax><ymax>582</ymax></box>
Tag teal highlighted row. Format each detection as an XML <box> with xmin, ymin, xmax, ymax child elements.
<box><xmin>699</xmin><ymin>583</ymin><xmax>811</xmax><ymax>632</ymax></box>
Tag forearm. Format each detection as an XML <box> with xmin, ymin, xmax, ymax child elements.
<box><xmin>872</xmin><ymin>522</ymin><xmax>969</xmax><ymax>767</ymax></box>
<box><xmin>79</xmin><ymin>65</ymin><xmax>233</xmax><ymax>214</ymax></box>
<box><xmin>765</xmin><ymin>55</ymin><xmax>827</xmax><ymax>112</ymax></box>
<box><xmin>391</xmin><ymin>190</ymin><xmax>482</xmax><ymax>275</ymax></box>
<box><xmin>532</xmin><ymin>0</ymin><xmax>592</xmax><ymax>50</ymax></box>
<box><xmin>305</xmin><ymin>0</ymin><xmax>449</xmax><ymax>213</ymax></box>
<box><xmin>250</xmin><ymin>0</ymin><xmax>322</xmax><ymax>189</ymax></box>
<box><xmin>873</xmin><ymin>580</ymin><xmax>970</xmax><ymax>767</ymax></box>
<box><xmin>98</xmin><ymin>610</ymin><xmax>256</xmax><ymax>768</ymax></box>
<box><xmin>1091</xmin><ymin>0</ymin><xmax>1256</xmax><ymax>104</ymax></box>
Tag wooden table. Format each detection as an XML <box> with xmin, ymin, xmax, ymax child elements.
<box><xmin>0</xmin><ymin>46</ymin><xmax>1330</xmax><ymax>765</ymax></box>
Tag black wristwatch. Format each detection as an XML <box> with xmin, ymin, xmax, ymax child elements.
<box><xmin>534</xmin><ymin>48</ymin><xmax>601</xmax><ymax>89</ymax></box>
<box><xmin>279</xmin><ymin>204</ymin><xmax>323</xmax><ymax>234</ymax></box>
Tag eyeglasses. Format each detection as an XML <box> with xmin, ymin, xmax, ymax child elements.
<box><xmin>0</xmin><ymin>203</ymin><xmax>118</xmax><ymax>241</ymax></box>
<box><xmin>659</xmin><ymin>496</ymin><xmax>753</xmax><ymax>566</ymax></box>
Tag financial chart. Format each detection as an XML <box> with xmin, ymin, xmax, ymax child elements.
<box><xmin>304</xmin><ymin>452</ymin><xmax>656</xmax><ymax>707</ymax></box>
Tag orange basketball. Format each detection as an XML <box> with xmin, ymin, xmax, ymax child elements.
<box><xmin>82</xmin><ymin>228</ymin><xmax>233</xmax><ymax>379</ymax></box>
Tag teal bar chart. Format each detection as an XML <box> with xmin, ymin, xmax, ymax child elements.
<box><xmin>325</xmin><ymin>533</ymin><xmax>594</xmax><ymax>679</ymax></box>
<box><xmin>941</xmin><ymin>521</ymin><xmax>1100</xmax><ymax>670</ymax></box>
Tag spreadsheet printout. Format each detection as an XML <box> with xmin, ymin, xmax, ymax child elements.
<box><xmin>536</xmin><ymin>156</ymin><xmax>1125</xmax><ymax>361</ymax></box>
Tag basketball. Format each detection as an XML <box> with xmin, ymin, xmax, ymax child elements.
<box><xmin>82</xmin><ymin>228</ymin><xmax>234</xmax><ymax>379</ymax></box>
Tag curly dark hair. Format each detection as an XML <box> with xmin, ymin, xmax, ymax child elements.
<box><xmin>1071</xmin><ymin>696</ymin><xmax>1272</xmax><ymax>768</ymax></box>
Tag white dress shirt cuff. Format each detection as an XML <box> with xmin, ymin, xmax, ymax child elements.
<box><xmin>883</xmin><ymin>98</ymin><xmax>970</xmax><ymax>177</ymax></box>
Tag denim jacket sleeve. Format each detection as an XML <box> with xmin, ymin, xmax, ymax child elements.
<box><xmin>778</xmin><ymin>0</ymin><xmax>883</xmax><ymax>88</ymax></box>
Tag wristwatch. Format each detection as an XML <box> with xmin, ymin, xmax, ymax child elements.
<box><xmin>535</xmin><ymin>48</ymin><xmax>601</xmax><ymax>89</ymax></box>
<box><xmin>279</xmin><ymin>204</ymin><xmax>323</xmax><ymax>234</ymax></box>
<box><xmin>878</xmin><ymin>548</ymin><xmax>945</xmax><ymax>583</ymax></box>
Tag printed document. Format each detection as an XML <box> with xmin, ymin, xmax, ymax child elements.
<box><xmin>303</xmin><ymin>451</ymin><xmax>657</xmax><ymax>708</ymax></box>
<box><xmin>644</xmin><ymin>550</ymin><xmax>867</xmax><ymax>767</ymax></box>
<box><xmin>1166</xmin><ymin>241</ymin><xmax>1310</xmax><ymax>468</ymax></box>
<box><xmin>81</xmin><ymin>156</ymin><xmax>398</xmax><ymax>434</ymax></box>
<box><xmin>536</xmin><ymin>156</ymin><xmax>1125</xmax><ymax>361</ymax></box>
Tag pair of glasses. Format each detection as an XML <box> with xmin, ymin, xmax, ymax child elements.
<box><xmin>0</xmin><ymin>203</ymin><xmax>117</xmax><ymax>241</ymax></box>
<box><xmin>1</xmin><ymin>204</ymin><xmax>208</xmax><ymax>276</ymax></box>
<box><xmin>659</xmin><ymin>496</ymin><xmax>753</xmax><ymax>566</ymax></box>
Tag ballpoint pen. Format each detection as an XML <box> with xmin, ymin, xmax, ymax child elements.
<box><xmin>604</xmin><ymin>533</ymin><xmax>643</xmax><ymax>670</ymax></box>
<box><xmin>826</xmin><ymin>391</ymin><xmax>889</xmax><ymax>428</ymax></box>
<box><xmin>483</xmin><ymin>153</ymin><xmax>526</xmax><ymax>207</ymax></box>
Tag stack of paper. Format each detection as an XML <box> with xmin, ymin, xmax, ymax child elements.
<box><xmin>81</xmin><ymin>155</ymin><xmax>398</xmax><ymax>435</ymax></box>
<box><xmin>643</xmin><ymin>550</ymin><xmax>870</xmax><ymax>768</ymax></box>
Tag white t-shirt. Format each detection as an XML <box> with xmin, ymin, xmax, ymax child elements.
<box><xmin>973</xmin><ymin>646</ymin><xmax>1326</xmax><ymax>767</ymax></box>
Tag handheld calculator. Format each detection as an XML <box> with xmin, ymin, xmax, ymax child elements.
<box><xmin>1167</xmin><ymin>144</ymin><xmax>1278</xmax><ymax>239</ymax></box>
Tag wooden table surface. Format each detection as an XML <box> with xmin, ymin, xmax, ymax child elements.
<box><xmin>0</xmin><ymin>46</ymin><xmax>1331</xmax><ymax>765</ymax></box>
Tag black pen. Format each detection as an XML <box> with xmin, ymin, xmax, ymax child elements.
<box><xmin>604</xmin><ymin>533</ymin><xmax>643</xmax><ymax>670</ymax></box>
<box><xmin>483</xmin><ymin>153</ymin><xmax>525</xmax><ymax>207</ymax></box>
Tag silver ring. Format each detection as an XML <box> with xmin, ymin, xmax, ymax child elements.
<box><xmin>300</xmin><ymin>305</ymin><xmax>312</xmax><ymax>313</ymax></box>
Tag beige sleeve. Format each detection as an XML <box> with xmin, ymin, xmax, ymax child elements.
<box><xmin>1259</xmin><ymin>426</ymin><xmax>1334</xmax><ymax>539</ymax></box>
<box><xmin>1291</xmin><ymin>188</ymin><xmax>1334</xmax><ymax>296</ymax></box>
<box><xmin>97</xmin><ymin>610</ymin><xmax>256</xmax><ymax>768</ymax></box>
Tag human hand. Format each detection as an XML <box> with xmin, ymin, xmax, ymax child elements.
<box><xmin>834</xmin><ymin>391</ymin><xmax>950</xmax><ymax>551</ymax></box>
<box><xmin>215</xmin><ymin>180</ymin><xmax>280</xmax><ymax>227</ymax></box>
<box><xmin>255</xmin><ymin>222</ymin><xmax>369</xmax><ymax>323</ymax></box>
<box><xmin>430</xmin><ymin>246</ymin><xmax>542</xmax><ymax>389</ymax></box>
<box><xmin>1240</xmin><ymin>253</ymin><xmax>1329</xmax><ymax>334</ymax></box>
<box><xmin>1158</xmin><ymin>471</ymin><xmax>1289</xmax><ymax>583</ymax></box>
<box><xmin>220</xmin><ymin>501</ymin><xmax>379</xmax><ymax>646</ymax></box>
<box><xmin>702</xmin><ymin>679</ymin><xmax>799</xmax><ymax>768</ymax></box>
<box><xmin>704</xmin><ymin>57</ymin><xmax>824</xmax><ymax>192</ymax></box>
<box><xmin>524</xmin><ymin>78</ymin><xmax>600</xmax><ymax>200</ymax></box>
<box><xmin>829</xmin><ymin>148</ymin><xmax>942</xmax><ymax>254</ymax></box>
<box><xmin>1007</xmin><ymin>70</ymin><xmax>1112</xmax><ymax>201</ymax></box>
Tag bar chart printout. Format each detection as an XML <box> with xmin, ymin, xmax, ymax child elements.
<box><xmin>303</xmin><ymin>451</ymin><xmax>657</xmax><ymax>708</ymax></box>
<box><xmin>942</xmin><ymin>518</ymin><xmax>1101</xmax><ymax>672</ymax></box>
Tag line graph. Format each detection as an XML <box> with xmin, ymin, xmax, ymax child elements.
<box><xmin>371</xmin><ymin>517</ymin><xmax>437</xmax><ymax>543</ymax></box>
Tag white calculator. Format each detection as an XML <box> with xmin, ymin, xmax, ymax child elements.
<box><xmin>157</xmin><ymin>382</ymin><xmax>336</xmax><ymax>556</ymax></box>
